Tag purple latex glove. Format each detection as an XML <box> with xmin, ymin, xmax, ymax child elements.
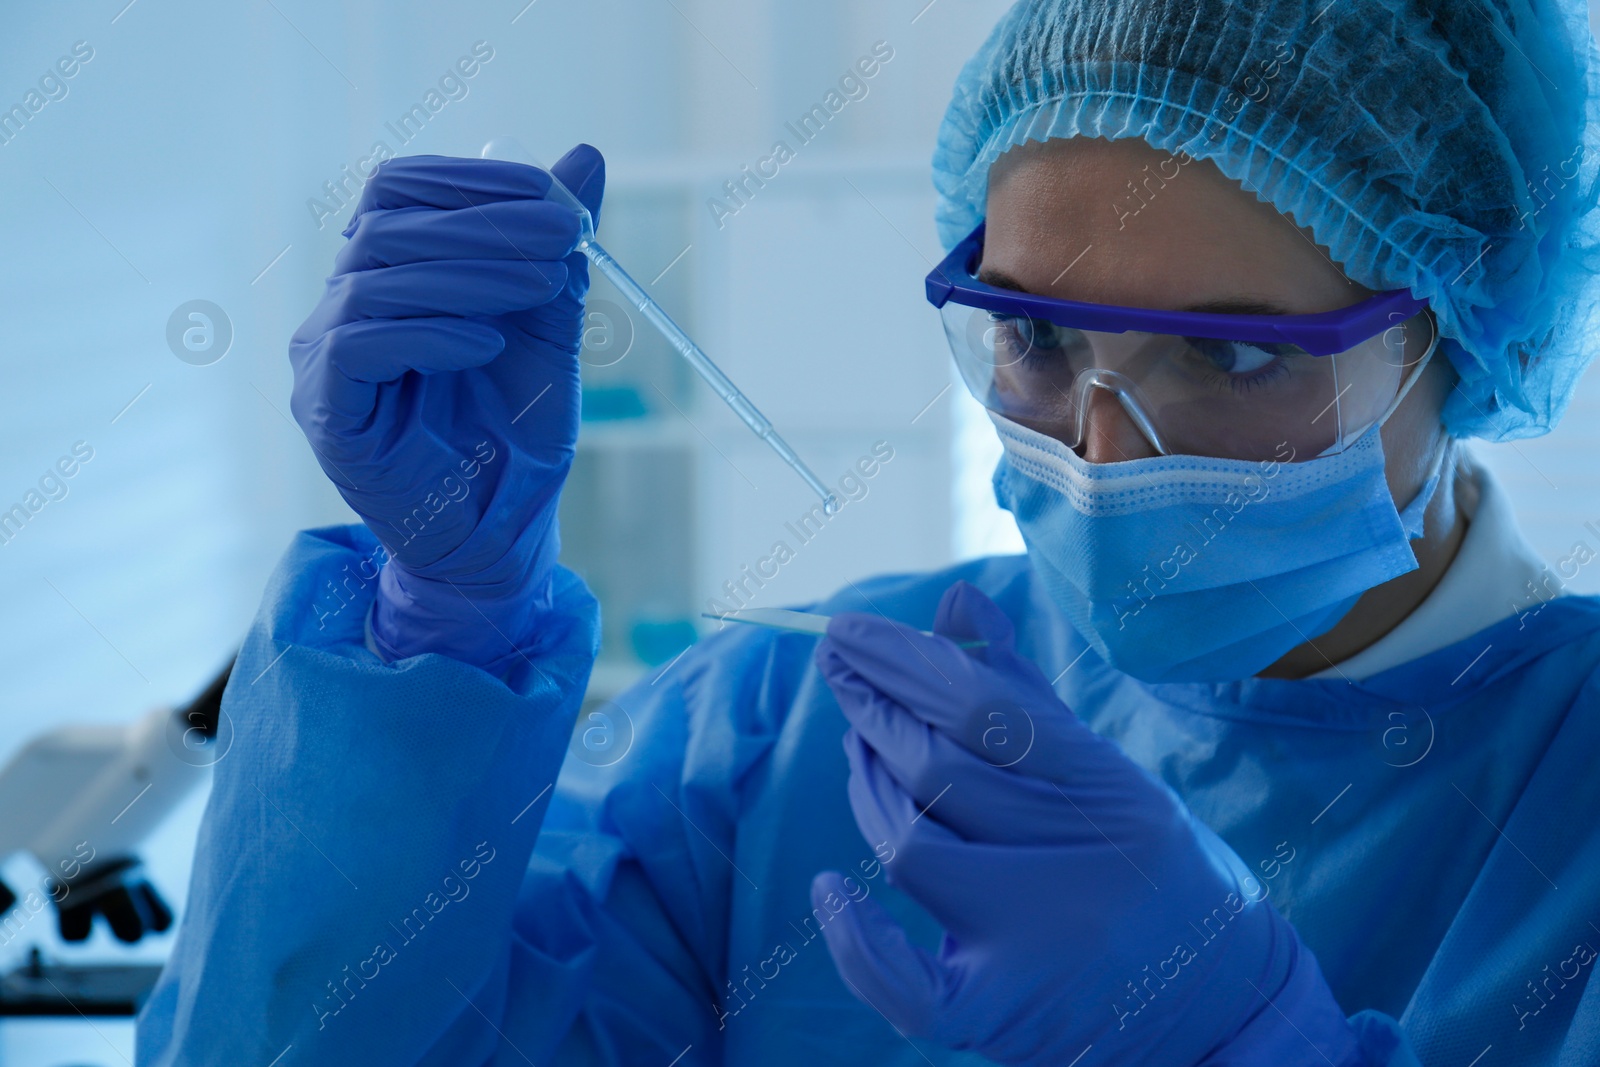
<box><xmin>288</xmin><ymin>149</ymin><xmax>604</xmax><ymax>673</ymax></box>
<box><xmin>810</xmin><ymin>581</ymin><xmax>1367</xmax><ymax>1067</ymax></box>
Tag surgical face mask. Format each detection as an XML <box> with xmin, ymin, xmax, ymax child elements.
<box><xmin>992</xmin><ymin>382</ymin><xmax>1446</xmax><ymax>684</ymax></box>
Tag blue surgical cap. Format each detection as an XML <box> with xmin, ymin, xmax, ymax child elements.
<box><xmin>934</xmin><ymin>0</ymin><xmax>1600</xmax><ymax>441</ymax></box>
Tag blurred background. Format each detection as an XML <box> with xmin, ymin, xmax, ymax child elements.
<box><xmin>0</xmin><ymin>0</ymin><xmax>1597</xmax><ymax>1061</ymax></box>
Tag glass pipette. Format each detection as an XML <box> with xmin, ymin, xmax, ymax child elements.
<box><xmin>701</xmin><ymin>608</ymin><xmax>988</xmax><ymax>648</ymax></box>
<box><xmin>481</xmin><ymin>138</ymin><xmax>840</xmax><ymax>515</ymax></box>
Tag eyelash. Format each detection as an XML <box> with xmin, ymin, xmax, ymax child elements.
<box><xmin>1204</xmin><ymin>358</ymin><xmax>1291</xmax><ymax>394</ymax></box>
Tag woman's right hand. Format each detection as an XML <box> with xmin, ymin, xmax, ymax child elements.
<box><xmin>287</xmin><ymin>147</ymin><xmax>605</xmax><ymax>669</ymax></box>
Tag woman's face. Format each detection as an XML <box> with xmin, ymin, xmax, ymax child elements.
<box><xmin>981</xmin><ymin>136</ymin><xmax>1450</xmax><ymax>504</ymax></box>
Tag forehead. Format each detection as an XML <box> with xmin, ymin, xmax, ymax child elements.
<box><xmin>981</xmin><ymin>137</ymin><xmax>1363</xmax><ymax>313</ymax></box>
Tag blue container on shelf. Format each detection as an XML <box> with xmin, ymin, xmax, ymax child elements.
<box><xmin>581</xmin><ymin>384</ymin><xmax>649</xmax><ymax>422</ymax></box>
<box><xmin>629</xmin><ymin>616</ymin><xmax>698</xmax><ymax>666</ymax></box>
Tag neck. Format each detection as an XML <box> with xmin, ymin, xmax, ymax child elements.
<box><xmin>1259</xmin><ymin>444</ymin><xmax>1470</xmax><ymax>680</ymax></box>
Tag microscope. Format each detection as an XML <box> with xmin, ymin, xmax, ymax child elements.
<box><xmin>0</xmin><ymin>662</ymin><xmax>231</xmax><ymax>1017</ymax></box>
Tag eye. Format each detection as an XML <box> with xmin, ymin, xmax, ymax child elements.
<box><xmin>1186</xmin><ymin>337</ymin><xmax>1292</xmax><ymax>375</ymax></box>
<box><xmin>1017</xmin><ymin>316</ymin><xmax>1067</xmax><ymax>353</ymax></box>
<box><xmin>989</xmin><ymin>314</ymin><xmax>1068</xmax><ymax>357</ymax></box>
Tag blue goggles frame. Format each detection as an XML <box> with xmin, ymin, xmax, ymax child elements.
<box><xmin>925</xmin><ymin>222</ymin><xmax>1428</xmax><ymax>358</ymax></box>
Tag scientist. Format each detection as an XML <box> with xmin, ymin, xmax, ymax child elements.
<box><xmin>139</xmin><ymin>0</ymin><xmax>1600</xmax><ymax>1064</ymax></box>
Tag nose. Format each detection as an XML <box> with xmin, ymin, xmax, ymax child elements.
<box><xmin>1078</xmin><ymin>387</ymin><xmax>1161</xmax><ymax>463</ymax></box>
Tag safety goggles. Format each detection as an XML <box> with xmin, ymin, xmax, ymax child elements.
<box><xmin>925</xmin><ymin>222</ymin><xmax>1437</xmax><ymax>462</ymax></box>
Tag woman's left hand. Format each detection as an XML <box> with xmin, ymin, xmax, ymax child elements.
<box><xmin>812</xmin><ymin>581</ymin><xmax>1365</xmax><ymax>1067</ymax></box>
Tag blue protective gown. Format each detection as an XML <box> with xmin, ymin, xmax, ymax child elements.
<box><xmin>136</xmin><ymin>525</ymin><xmax>1600</xmax><ymax>1065</ymax></box>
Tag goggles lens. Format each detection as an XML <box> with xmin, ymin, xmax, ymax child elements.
<box><xmin>927</xmin><ymin>221</ymin><xmax>1435</xmax><ymax>463</ymax></box>
<box><xmin>942</xmin><ymin>304</ymin><xmax>1431</xmax><ymax>461</ymax></box>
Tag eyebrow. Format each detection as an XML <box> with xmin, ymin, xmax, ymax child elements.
<box><xmin>975</xmin><ymin>266</ymin><xmax>1295</xmax><ymax>316</ymax></box>
<box><xmin>976</xmin><ymin>266</ymin><xmax>1032</xmax><ymax>293</ymax></box>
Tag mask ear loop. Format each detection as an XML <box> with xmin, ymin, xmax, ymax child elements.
<box><xmin>1397</xmin><ymin>429</ymin><xmax>1453</xmax><ymax>539</ymax></box>
<box><xmin>1316</xmin><ymin>310</ymin><xmax>1442</xmax><ymax>458</ymax></box>
<box><xmin>1374</xmin><ymin>312</ymin><xmax>1442</xmax><ymax>428</ymax></box>
<box><xmin>1366</xmin><ymin>311</ymin><xmax>1452</xmax><ymax>535</ymax></box>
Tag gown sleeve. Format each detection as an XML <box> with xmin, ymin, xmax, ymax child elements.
<box><xmin>133</xmin><ymin>523</ymin><xmax>711</xmax><ymax>1065</ymax></box>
